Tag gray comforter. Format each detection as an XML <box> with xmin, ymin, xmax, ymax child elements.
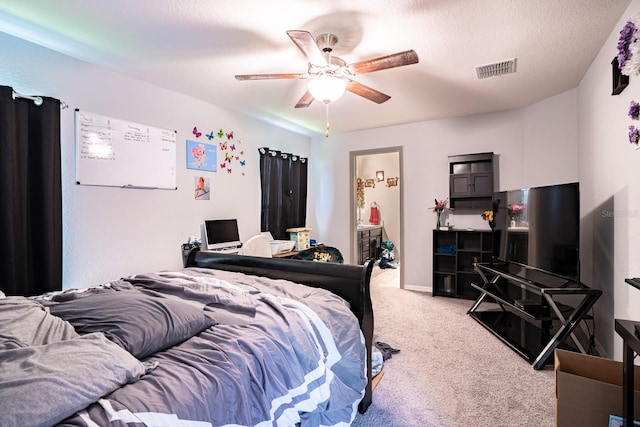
<box><xmin>0</xmin><ymin>267</ymin><xmax>366</xmax><ymax>427</ymax></box>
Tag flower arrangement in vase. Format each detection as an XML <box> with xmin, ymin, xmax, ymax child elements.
<box><xmin>356</xmin><ymin>178</ymin><xmax>365</xmax><ymax>209</ymax></box>
<box><xmin>508</xmin><ymin>203</ymin><xmax>525</xmax><ymax>227</ymax></box>
<box><xmin>481</xmin><ymin>209</ymin><xmax>495</xmax><ymax>230</ymax></box>
<box><xmin>432</xmin><ymin>198</ymin><xmax>449</xmax><ymax>229</ymax></box>
<box><xmin>356</xmin><ymin>178</ymin><xmax>365</xmax><ymax>223</ymax></box>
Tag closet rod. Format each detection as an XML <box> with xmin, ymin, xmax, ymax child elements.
<box><xmin>12</xmin><ymin>90</ymin><xmax>68</xmax><ymax>109</ymax></box>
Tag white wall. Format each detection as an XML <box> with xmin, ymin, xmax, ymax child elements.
<box><xmin>0</xmin><ymin>31</ymin><xmax>309</xmax><ymax>290</ymax></box>
<box><xmin>577</xmin><ymin>0</ymin><xmax>640</xmax><ymax>360</ymax></box>
<box><xmin>307</xmin><ymin>91</ymin><xmax>579</xmax><ymax>290</ymax></box>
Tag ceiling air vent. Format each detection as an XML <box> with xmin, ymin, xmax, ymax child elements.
<box><xmin>476</xmin><ymin>58</ymin><xmax>517</xmax><ymax>79</ymax></box>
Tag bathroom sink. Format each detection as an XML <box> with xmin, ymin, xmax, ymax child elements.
<box><xmin>357</xmin><ymin>224</ymin><xmax>380</xmax><ymax>230</ymax></box>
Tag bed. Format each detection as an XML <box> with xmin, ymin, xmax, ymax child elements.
<box><xmin>0</xmin><ymin>249</ymin><xmax>374</xmax><ymax>427</ymax></box>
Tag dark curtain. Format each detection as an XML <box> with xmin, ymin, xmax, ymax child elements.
<box><xmin>0</xmin><ymin>86</ymin><xmax>62</xmax><ymax>296</ymax></box>
<box><xmin>259</xmin><ymin>147</ymin><xmax>308</xmax><ymax>240</ymax></box>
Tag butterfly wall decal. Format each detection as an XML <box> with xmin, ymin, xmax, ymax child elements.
<box><xmin>188</xmin><ymin>126</ymin><xmax>244</xmax><ymax>176</ymax></box>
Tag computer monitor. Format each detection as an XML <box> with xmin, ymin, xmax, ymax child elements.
<box><xmin>202</xmin><ymin>219</ymin><xmax>241</xmax><ymax>251</ymax></box>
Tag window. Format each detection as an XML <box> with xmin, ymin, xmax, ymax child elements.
<box><xmin>258</xmin><ymin>147</ymin><xmax>308</xmax><ymax>240</ymax></box>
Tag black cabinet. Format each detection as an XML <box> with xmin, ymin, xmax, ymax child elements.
<box><xmin>449</xmin><ymin>152</ymin><xmax>495</xmax><ymax>209</ymax></box>
<box><xmin>432</xmin><ymin>229</ymin><xmax>494</xmax><ymax>299</ymax></box>
<box><xmin>357</xmin><ymin>226</ymin><xmax>382</xmax><ymax>265</ymax></box>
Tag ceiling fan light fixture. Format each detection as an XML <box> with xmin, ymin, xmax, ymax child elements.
<box><xmin>307</xmin><ymin>75</ymin><xmax>347</xmax><ymax>104</ymax></box>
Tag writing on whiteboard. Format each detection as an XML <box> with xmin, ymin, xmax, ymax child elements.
<box><xmin>75</xmin><ymin>110</ymin><xmax>177</xmax><ymax>189</ymax></box>
<box><xmin>79</xmin><ymin>115</ymin><xmax>160</xmax><ymax>161</ymax></box>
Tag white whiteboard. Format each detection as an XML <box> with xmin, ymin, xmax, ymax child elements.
<box><xmin>75</xmin><ymin>110</ymin><xmax>177</xmax><ymax>189</ymax></box>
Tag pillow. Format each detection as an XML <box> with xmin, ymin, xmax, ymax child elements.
<box><xmin>49</xmin><ymin>290</ymin><xmax>216</xmax><ymax>359</ymax></box>
<box><xmin>0</xmin><ymin>332</ymin><xmax>146</xmax><ymax>427</ymax></box>
<box><xmin>0</xmin><ymin>297</ymin><xmax>79</xmax><ymax>349</ymax></box>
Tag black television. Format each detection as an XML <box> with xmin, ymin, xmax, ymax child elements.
<box><xmin>203</xmin><ymin>219</ymin><xmax>241</xmax><ymax>251</ymax></box>
<box><xmin>492</xmin><ymin>182</ymin><xmax>580</xmax><ymax>282</ymax></box>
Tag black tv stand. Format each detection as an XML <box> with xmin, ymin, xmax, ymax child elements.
<box><xmin>468</xmin><ymin>260</ymin><xmax>602</xmax><ymax>369</ymax></box>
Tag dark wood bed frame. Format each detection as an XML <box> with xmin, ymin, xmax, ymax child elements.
<box><xmin>183</xmin><ymin>248</ymin><xmax>375</xmax><ymax>413</ymax></box>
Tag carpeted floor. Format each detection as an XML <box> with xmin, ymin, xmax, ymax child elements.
<box><xmin>351</xmin><ymin>266</ymin><xmax>556</xmax><ymax>427</ymax></box>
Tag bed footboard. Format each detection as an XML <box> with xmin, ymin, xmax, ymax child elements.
<box><xmin>184</xmin><ymin>249</ymin><xmax>375</xmax><ymax>413</ymax></box>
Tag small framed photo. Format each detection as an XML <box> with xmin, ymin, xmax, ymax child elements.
<box><xmin>387</xmin><ymin>177</ymin><xmax>398</xmax><ymax>187</ymax></box>
<box><xmin>611</xmin><ymin>57</ymin><xmax>629</xmax><ymax>95</ymax></box>
<box><xmin>194</xmin><ymin>176</ymin><xmax>210</xmax><ymax>200</ymax></box>
<box><xmin>365</xmin><ymin>178</ymin><xmax>375</xmax><ymax>188</ymax></box>
<box><xmin>376</xmin><ymin>171</ymin><xmax>384</xmax><ymax>182</ymax></box>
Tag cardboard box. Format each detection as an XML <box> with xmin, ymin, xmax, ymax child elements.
<box><xmin>555</xmin><ymin>349</ymin><xmax>640</xmax><ymax>427</ymax></box>
<box><xmin>286</xmin><ymin>227</ymin><xmax>311</xmax><ymax>251</ymax></box>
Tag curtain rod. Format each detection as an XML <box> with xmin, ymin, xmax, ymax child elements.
<box><xmin>12</xmin><ymin>90</ymin><xmax>68</xmax><ymax>109</ymax></box>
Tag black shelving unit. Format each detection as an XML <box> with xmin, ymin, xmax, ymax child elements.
<box><xmin>432</xmin><ymin>229</ymin><xmax>494</xmax><ymax>299</ymax></box>
<box><xmin>468</xmin><ymin>261</ymin><xmax>602</xmax><ymax>369</ymax></box>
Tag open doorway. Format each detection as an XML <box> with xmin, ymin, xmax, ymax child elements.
<box><xmin>350</xmin><ymin>147</ymin><xmax>403</xmax><ymax>288</ymax></box>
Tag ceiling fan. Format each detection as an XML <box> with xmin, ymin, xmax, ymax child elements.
<box><xmin>235</xmin><ymin>30</ymin><xmax>419</xmax><ymax>108</ymax></box>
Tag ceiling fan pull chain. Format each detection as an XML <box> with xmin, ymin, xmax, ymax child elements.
<box><xmin>325</xmin><ymin>103</ymin><xmax>330</xmax><ymax>138</ymax></box>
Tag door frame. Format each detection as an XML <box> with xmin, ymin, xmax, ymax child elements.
<box><xmin>349</xmin><ymin>146</ymin><xmax>404</xmax><ymax>288</ymax></box>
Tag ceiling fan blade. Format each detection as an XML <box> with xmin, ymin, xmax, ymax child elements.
<box><xmin>295</xmin><ymin>91</ymin><xmax>315</xmax><ymax>108</ymax></box>
<box><xmin>346</xmin><ymin>80</ymin><xmax>391</xmax><ymax>104</ymax></box>
<box><xmin>347</xmin><ymin>50</ymin><xmax>419</xmax><ymax>75</ymax></box>
<box><xmin>286</xmin><ymin>30</ymin><xmax>327</xmax><ymax>66</ymax></box>
<box><xmin>235</xmin><ymin>73</ymin><xmax>307</xmax><ymax>81</ymax></box>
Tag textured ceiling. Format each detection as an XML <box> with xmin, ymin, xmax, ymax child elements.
<box><xmin>0</xmin><ymin>0</ymin><xmax>631</xmax><ymax>136</ymax></box>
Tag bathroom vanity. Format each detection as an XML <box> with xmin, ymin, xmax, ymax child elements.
<box><xmin>357</xmin><ymin>224</ymin><xmax>383</xmax><ymax>265</ymax></box>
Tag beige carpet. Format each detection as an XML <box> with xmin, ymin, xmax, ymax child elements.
<box><xmin>369</xmin><ymin>264</ymin><xmax>400</xmax><ymax>288</ymax></box>
<box><xmin>351</xmin><ymin>266</ymin><xmax>556</xmax><ymax>427</ymax></box>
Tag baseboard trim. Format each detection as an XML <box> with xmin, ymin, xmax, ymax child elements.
<box><xmin>402</xmin><ymin>284</ymin><xmax>431</xmax><ymax>293</ymax></box>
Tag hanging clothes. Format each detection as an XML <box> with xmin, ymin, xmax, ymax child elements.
<box><xmin>369</xmin><ymin>202</ymin><xmax>380</xmax><ymax>225</ymax></box>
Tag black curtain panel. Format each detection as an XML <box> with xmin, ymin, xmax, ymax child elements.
<box><xmin>0</xmin><ymin>86</ymin><xmax>62</xmax><ymax>296</ymax></box>
<box><xmin>258</xmin><ymin>147</ymin><xmax>308</xmax><ymax>240</ymax></box>
<box><xmin>288</xmin><ymin>153</ymin><xmax>307</xmax><ymax>229</ymax></box>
